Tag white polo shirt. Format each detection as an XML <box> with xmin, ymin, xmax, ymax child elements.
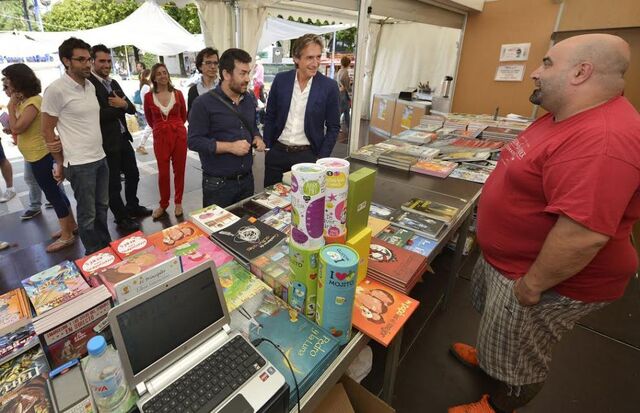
<box><xmin>42</xmin><ymin>73</ymin><xmax>105</xmax><ymax>166</ymax></box>
<box><xmin>278</xmin><ymin>75</ymin><xmax>313</xmax><ymax>146</ymax></box>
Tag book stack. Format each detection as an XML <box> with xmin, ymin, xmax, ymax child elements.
<box><xmin>189</xmin><ymin>204</ymin><xmax>240</xmax><ymax>235</ymax></box>
<box><xmin>351</xmin><ymin>141</ymin><xmax>405</xmax><ymax>164</ymax></box>
<box><xmin>258</xmin><ymin>206</ymin><xmax>292</xmax><ymax>235</ymax></box>
<box><xmin>401</xmin><ymin>197</ymin><xmax>459</xmax><ymax>223</ymax></box>
<box><xmin>392</xmin><ymin>144</ymin><xmax>440</xmax><ymax>160</ymax></box>
<box><xmin>171</xmin><ymin>235</ymin><xmax>234</xmax><ymax>272</ymax></box>
<box><xmin>410</xmin><ymin>159</ymin><xmax>458</xmax><ymax>178</ymax></box>
<box><xmin>375</xmin><ymin>225</ymin><xmax>414</xmax><ymax>247</ymax></box>
<box><xmin>0</xmin><ymin>289</ymin><xmax>37</xmax><ymax>365</ymax></box>
<box><xmin>21</xmin><ymin>261</ymin><xmax>91</xmax><ymax>316</ymax></box>
<box><xmin>75</xmin><ymin>246</ymin><xmax>121</xmax><ymax>287</ymax></box>
<box><xmin>449</xmin><ymin>161</ymin><xmax>498</xmax><ymax>183</ymax></box>
<box><xmin>263</xmin><ymin>183</ymin><xmax>292</xmax><ymax>203</ymax></box>
<box><xmin>249</xmin><ymin>240</ymin><xmax>292</xmax><ymax>301</ymax></box>
<box><xmin>227</xmin><ymin>201</ymin><xmax>272</xmax><ymax>220</ymax></box>
<box><xmin>229</xmin><ymin>287</ymin><xmax>340</xmax><ymax>410</ymax></box>
<box><xmin>367</xmin><ymin>238</ymin><xmax>429</xmax><ymax>294</ymax></box>
<box><xmin>0</xmin><ymin>345</ymin><xmax>52</xmax><ymax>410</ymax></box>
<box><xmin>391</xmin><ymin>129</ymin><xmax>438</xmax><ymax>145</ymax></box>
<box><xmin>377</xmin><ymin>151</ymin><xmax>418</xmax><ymax>171</ymax></box>
<box><xmin>352</xmin><ymin>278</ymin><xmax>419</xmax><ymax>346</ymax></box>
<box><xmin>216</xmin><ymin>260</ymin><xmax>271</xmax><ymax>313</ymax></box>
<box><xmin>251</xmin><ymin>192</ymin><xmax>290</xmax><ymax>209</ymax></box>
<box><xmin>388</xmin><ymin>209</ymin><xmax>447</xmax><ymax>240</ymax></box>
<box><xmin>481</xmin><ymin>126</ymin><xmax>521</xmax><ymax>142</ymax></box>
<box><xmin>147</xmin><ymin>221</ymin><xmax>205</xmax><ymax>252</ymax></box>
<box><xmin>32</xmin><ymin>286</ymin><xmax>112</xmax><ymax>368</ymax></box>
<box><xmin>210</xmin><ymin>217</ymin><xmax>287</xmax><ymax>265</ymax></box>
<box><xmin>414</xmin><ymin>114</ymin><xmax>445</xmax><ymax>132</ymax></box>
<box><xmin>403</xmin><ymin>234</ymin><xmax>438</xmax><ymax>258</ymax></box>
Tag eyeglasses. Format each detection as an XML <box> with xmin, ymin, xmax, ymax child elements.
<box><xmin>203</xmin><ymin>60</ymin><xmax>219</xmax><ymax>67</ymax></box>
<box><xmin>70</xmin><ymin>57</ymin><xmax>94</xmax><ymax>64</ymax></box>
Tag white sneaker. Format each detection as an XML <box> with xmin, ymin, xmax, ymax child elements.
<box><xmin>0</xmin><ymin>190</ymin><xmax>16</xmax><ymax>203</ymax></box>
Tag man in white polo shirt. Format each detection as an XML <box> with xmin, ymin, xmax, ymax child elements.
<box><xmin>42</xmin><ymin>37</ymin><xmax>111</xmax><ymax>255</ymax></box>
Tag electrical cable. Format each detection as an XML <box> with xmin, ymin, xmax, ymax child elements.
<box><xmin>252</xmin><ymin>337</ymin><xmax>301</xmax><ymax>413</ymax></box>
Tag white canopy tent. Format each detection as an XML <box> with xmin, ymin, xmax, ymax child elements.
<box><xmin>12</xmin><ymin>1</ymin><xmax>204</xmax><ymax>56</ymax></box>
<box><xmin>257</xmin><ymin>17</ymin><xmax>354</xmax><ymax>53</ymax></box>
<box><xmin>0</xmin><ymin>32</ymin><xmax>59</xmax><ymax>57</ymax></box>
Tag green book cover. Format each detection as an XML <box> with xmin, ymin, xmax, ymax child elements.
<box><xmin>217</xmin><ymin>261</ymin><xmax>270</xmax><ymax>312</ymax></box>
<box><xmin>346</xmin><ymin>167</ymin><xmax>377</xmax><ymax>239</ymax></box>
<box><xmin>376</xmin><ymin>226</ymin><xmax>414</xmax><ymax>247</ymax></box>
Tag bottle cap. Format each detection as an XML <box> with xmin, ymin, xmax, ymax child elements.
<box><xmin>87</xmin><ymin>335</ymin><xmax>107</xmax><ymax>356</ymax></box>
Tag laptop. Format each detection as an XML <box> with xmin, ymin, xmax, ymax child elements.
<box><xmin>108</xmin><ymin>260</ymin><xmax>288</xmax><ymax>413</ymax></box>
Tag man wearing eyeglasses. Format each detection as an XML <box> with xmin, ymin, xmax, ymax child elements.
<box><xmin>187</xmin><ymin>47</ymin><xmax>219</xmax><ymax>112</ymax></box>
<box><xmin>42</xmin><ymin>37</ymin><xmax>111</xmax><ymax>255</ymax></box>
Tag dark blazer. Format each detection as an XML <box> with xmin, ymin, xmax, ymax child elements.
<box><xmin>88</xmin><ymin>74</ymin><xmax>136</xmax><ymax>154</ymax></box>
<box><xmin>187</xmin><ymin>84</ymin><xmax>199</xmax><ymax>113</ymax></box>
<box><xmin>263</xmin><ymin>70</ymin><xmax>340</xmax><ymax>158</ymax></box>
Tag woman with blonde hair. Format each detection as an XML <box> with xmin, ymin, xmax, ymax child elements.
<box><xmin>143</xmin><ymin>63</ymin><xmax>187</xmax><ymax>218</ymax></box>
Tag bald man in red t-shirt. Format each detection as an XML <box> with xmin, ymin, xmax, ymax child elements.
<box><xmin>449</xmin><ymin>34</ymin><xmax>640</xmax><ymax>413</ymax></box>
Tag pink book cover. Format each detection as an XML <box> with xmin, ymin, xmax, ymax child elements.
<box><xmin>74</xmin><ymin>246</ymin><xmax>121</xmax><ymax>287</ymax></box>
<box><xmin>109</xmin><ymin>230</ymin><xmax>150</xmax><ymax>259</ymax></box>
<box><xmin>173</xmin><ymin>236</ymin><xmax>234</xmax><ymax>271</ymax></box>
<box><xmin>147</xmin><ymin>222</ymin><xmax>205</xmax><ymax>252</ymax></box>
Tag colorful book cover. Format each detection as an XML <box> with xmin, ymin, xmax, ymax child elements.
<box><xmin>147</xmin><ymin>222</ymin><xmax>205</xmax><ymax>252</ymax></box>
<box><xmin>261</xmin><ymin>262</ymin><xmax>292</xmax><ymax>302</ymax></box>
<box><xmin>0</xmin><ymin>288</ymin><xmax>31</xmax><ymax>336</ymax></box>
<box><xmin>252</xmin><ymin>192</ymin><xmax>290</xmax><ymax>209</ymax></box>
<box><xmin>388</xmin><ymin>210</ymin><xmax>447</xmax><ymax>240</ymax></box>
<box><xmin>109</xmin><ymin>230</ymin><xmax>150</xmax><ymax>259</ymax></box>
<box><xmin>264</xmin><ymin>183</ymin><xmax>292</xmax><ymax>201</ymax></box>
<box><xmin>401</xmin><ymin>198</ymin><xmax>459</xmax><ymax>223</ymax></box>
<box><xmin>41</xmin><ymin>300</ymin><xmax>110</xmax><ymax>368</ymax></box>
<box><xmin>346</xmin><ymin>167</ymin><xmax>377</xmax><ymax>237</ymax></box>
<box><xmin>217</xmin><ymin>261</ymin><xmax>271</xmax><ymax>313</ymax></box>
<box><xmin>368</xmin><ymin>202</ymin><xmax>395</xmax><ymax>220</ymax></box>
<box><xmin>368</xmin><ymin>239</ymin><xmax>427</xmax><ymax>286</ymax></box>
<box><xmin>367</xmin><ymin>216</ymin><xmax>391</xmax><ymax>237</ymax></box>
<box><xmin>0</xmin><ymin>345</ymin><xmax>49</xmax><ymax>397</ymax></box>
<box><xmin>189</xmin><ymin>204</ymin><xmax>240</xmax><ymax>234</ymax></box>
<box><xmin>21</xmin><ymin>262</ymin><xmax>90</xmax><ymax>316</ymax></box>
<box><xmin>0</xmin><ymin>324</ymin><xmax>38</xmax><ymax>365</ymax></box>
<box><xmin>98</xmin><ymin>247</ymin><xmax>181</xmax><ymax>304</ymax></box>
<box><xmin>410</xmin><ymin>159</ymin><xmax>457</xmax><ymax>178</ymax></box>
<box><xmin>352</xmin><ymin>278</ymin><xmax>419</xmax><ymax>346</ymax></box>
<box><xmin>173</xmin><ymin>236</ymin><xmax>234</xmax><ymax>272</ymax></box>
<box><xmin>259</xmin><ymin>206</ymin><xmax>292</xmax><ymax>234</ymax></box>
<box><xmin>74</xmin><ymin>246</ymin><xmax>121</xmax><ymax>287</ymax></box>
<box><xmin>376</xmin><ymin>226</ymin><xmax>414</xmax><ymax>247</ymax></box>
<box><xmin>0</xmin><ymin>373</ymin><xmax>53</xmax><ymax>413</ymax></box>
<box><xmin>249</xmin><ymin>240</ymin><xmax>289</xmax><ymax>278</ymax></box>
<box><xmin>404</xmin><ymin>235</ymin><xmax>438</xmax><ymax>258</ymax></box>
<box><xmin>449</xmin><ymin>162</ymin><xmax>497</xmax><ymax>183</ymax></box>
<box><xmin>211</xmin><ymin>217</ymin><xmax>287</xmax><ymax>263</ymax></box>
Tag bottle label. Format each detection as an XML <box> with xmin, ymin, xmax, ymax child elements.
<box><xmin>89</xmin><ymin>367</ymin><xmax>123</xmax><ymax>398</ymax></box>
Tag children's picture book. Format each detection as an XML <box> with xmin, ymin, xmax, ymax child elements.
<box><xmin>264</xmin><ymin>183</ymin><xmax>292</xmax><ymax>201</ymax></box>
<box><xmin>0</xmin><ymin>372</ymin><xmax>53</xmax><ymax>413</ymax></box>
<box><xmin>367</xmin><ymin>238</ymin><xmax>428</xmax><ymax>294</ymax></box>
<box><xmin>216</xmin><ymin>261</ymin><xmax>271</xmax><ymax>313</ymax></box>
<box><xmin>147</xmin><ymin>222</ymin><xmax>205</xmax><ymax>252</ymax></box>
<box><xmin>109</xmin><ymin>230</ymin><xmax>150</xmax><ymax>259</ymax></box>
<box><xmin>367</xmin><ymin>216</ymin><xmax>391</xmax><ymax>237</ymax></box>
<box><xmin>410</xmin><ymin>159</ymin><xmax>457</xmax><ymax>178</ymax></box>
<box><xmin>388</xmin><ymin>210</ymin><xmax>447</xmax><ymax>240</ymax></box>
<box><xmin>376</xmin><ymin>226</ymin><xmax>414</xmax><ymax>247</ymax></box>
<box><xmin>211</xmin><ymin>217</ymin><xmax>287</xmax><ymax>263</ymax></box>
<box><xmin>401</xmin><ymin>198</ymin><xmax>459</xmax><ymax>223</ymax></box>
<box><xmin>352</xmin><ymin>278</ymin><xmax>419</xmax><ymax>346</ymax></box>
<box><xmin>0</xmin><ymin>288</ymin><xmax>32</xmax><ymax>336</ymax></box>
<box><xmin>74</xmin><ymin>246</ymin><xmax>121</xmax><ymax>287</ymax></box>
<box><xmin>258</xmin><ymin>206</ymin><xmax>292</xmax><ymax>234</ymax></box>
<box><xmin>251</xmin><ymin>192</ymin><xmax>290</xmax><ymax>209</ymax></box>
<box><xmin>403</xmin><ymin>235</ymin><xmax>438</xmax><ymax>258</ymax></box>
<box><xmin>0</xmin><ymin>345</ymin><xmax>49</xmax><ymax>397</ymax></box>
<box><xmin>172</xmin><ymin>236</ymin><xmax>234</xmax><ymax>272</ymax></box>
<box><xmin>189</xmin><ymin>204</ymin><xmax>240</xmax><ymax>234</ymax></box>
<box><xmin>21</xmin><ymin>261</ymin><xmax>90</xmax><ymax>316</ymax></box>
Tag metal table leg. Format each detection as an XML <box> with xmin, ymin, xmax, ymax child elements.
<box><xmin>381</xmin><ymin>327</ymin><xmax>403</xmax><ymax>404</ymax></box>
<box><xmin>442</xmin><ymin>212</ymin><xmax>473</xmax><ymax>311</ymax></box>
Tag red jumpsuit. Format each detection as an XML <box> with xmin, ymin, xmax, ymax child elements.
<box><xmin>144</xmin><ymin>90</ymin><xmax>188</xmax><ymax>209</ymax></box>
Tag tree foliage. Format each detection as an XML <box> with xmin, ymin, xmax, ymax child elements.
<box><xmin>0</xmin><ymin>0</ymin><xmax>35</xmax><ymax>31</ymax></box>
<box><xmin>162</xmin><ymin>2</ymin><xmax>200</xmax><ymax>34</ymax></box>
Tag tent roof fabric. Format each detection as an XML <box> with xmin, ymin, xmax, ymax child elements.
<box><xmin>257</xmin><ymin>17</ymin><xmax>354</xmax><ymax>52</ymax></box>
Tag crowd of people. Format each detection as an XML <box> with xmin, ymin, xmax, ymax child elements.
<box><xmin>0</xmin><ymin>33</ymin><xmax>343</xmax><ymax>256</ymax></box>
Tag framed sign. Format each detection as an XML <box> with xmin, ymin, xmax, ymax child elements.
<box><xmin>499</xmin><ymin>43</ymin><xmax>531</xmax><ymax>61</ymax></box>
<box><xmin>495</xmin><ymin>64</ymin><xmax>526</xmax><ymax>82</ymax></box>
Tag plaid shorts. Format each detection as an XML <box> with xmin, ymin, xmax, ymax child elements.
<box><xmin>471</xmin><ymin>255</ymin><xmax>608</xmax><ymax>386</ymax></box>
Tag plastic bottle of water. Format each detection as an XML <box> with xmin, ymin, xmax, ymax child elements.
<box><xmin>85</xmin><ymin>335</ymin><xmax>130</xmax><ymax>412</ymax></box>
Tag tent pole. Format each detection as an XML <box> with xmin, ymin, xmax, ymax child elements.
<box><xmin>349</xmin><ymin>0</ymin><xmax>371</xmax><ymax>155</ymax></box>
<box><xmin>124</xmin><ymin>45</ymin><xmax>131</xmax><ymax>79</ymax></box>
<box><xmin>330</xmin><ymin>31</ymin><xmax>336</xmax><ymax>78</ymax></box>
<box><xmin>233</xmin><ymin>1</ymin><xmax>240</xmax><ymax>48</ymax></box>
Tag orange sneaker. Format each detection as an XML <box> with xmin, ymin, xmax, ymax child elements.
<box><xmin>449</xmin><ymin>394</ymin><xmax>513</xmax><ymax>413</ymax></box>
<box><xmin>450</xmin><ymin>342</ymin><xmax>479</xmax><ymax>369</ymax></box>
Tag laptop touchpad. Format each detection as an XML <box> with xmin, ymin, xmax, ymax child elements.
<box><xmin>218</xmin><ymin>394</ymin><xmax>254</xmax><ymax>413</ymax></box>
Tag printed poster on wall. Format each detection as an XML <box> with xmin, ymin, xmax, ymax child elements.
<box><xmin>495</xmin><ymin>64</ymin><xmax>526</xmax><ymax>82</ymax></box>
<box><xmin>499</xmin><ymin>43</ymin><xmax>531</xmax><ymax>62</ymax></box>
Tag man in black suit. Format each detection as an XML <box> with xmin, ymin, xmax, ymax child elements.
<box><xmin>89</xmin><ymin>44</ymin><xmax>151</xmax><ymax>231</ymax></box>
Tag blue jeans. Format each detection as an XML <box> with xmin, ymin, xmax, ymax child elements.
<box><xmin>65</xmin><ymin>158</ymin><xmax>111</xmax><ymax>254</ymax></box>
<box><xmin>23</xmin><ymin>161</ymin><xmax>42</xmax><ymax>211</ymax></box>
<box><xmin>31</xmin><ymin>154</ymin><xmax>71</xmax><ymax>219</ymax></box>
<box><xmin>202</xmin><ymin>173</ymin><xmax>254</xmax><ymax>208</ymax></box>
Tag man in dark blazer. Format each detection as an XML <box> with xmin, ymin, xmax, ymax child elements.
<box><xmin>89</xmin><ymin>45</ymin><xmax>151</xmax><ymax>231</ymax></box>
<box><xmin>263</xmin><ymin>34</ymin><xmax>340</xmax><ymax>187</ymax></box>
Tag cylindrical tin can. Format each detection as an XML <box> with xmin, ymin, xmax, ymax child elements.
<box><xmin>289</xmin><ymin>239</ymin><xmax>322</xmax><ymax>318</ymax></box>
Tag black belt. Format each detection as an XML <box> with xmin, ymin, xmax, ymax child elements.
<box><xmin>274</xmin><ymin>141</ymin><xmax>312</xmax><ymax>153</ymax></box>
<box><xmin>208</xmin><ymin>171</ymin><xmax>251</xmax><ymax>181</ymax></box>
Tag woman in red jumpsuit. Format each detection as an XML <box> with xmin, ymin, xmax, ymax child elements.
<box><xmin>144</xmin><ymin>63</ymin><xmax>188</xmax><ymax>219</ymax></box>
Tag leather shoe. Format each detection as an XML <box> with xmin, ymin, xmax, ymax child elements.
<box><xmin>128</xmin><ymin>205</ymin><xmax>153</xmax><ymax>218</ymax></box>
<box><xmin>116</xmin><ymin>218</ymin><xmax>140</xmax><ymax>232</ymax></box>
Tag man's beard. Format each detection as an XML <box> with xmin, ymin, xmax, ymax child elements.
<box><xmin>529</xmin><ymin>88</ymin><xmax>542</xmax><ymax>105</ymax></box>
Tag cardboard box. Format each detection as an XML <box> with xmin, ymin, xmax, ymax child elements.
<box><xmin>391</xmin><ymin>100</ymin><xmax>430</xmax><ymax>137</ymax></box>
<box><xmin>313</xmin><ymin>375</ymin><xmax>395</xmax><ymax>413</ymax></box>
<box><xmin>369</xmin><ymin>94</ymin><xmax>397</xmax><ymax>137</ymax></box>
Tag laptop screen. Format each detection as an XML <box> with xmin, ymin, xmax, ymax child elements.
<box><xmin>115</xmin><ymin>267</ymin><xmax>225</xmax><ymax>375</ymax></box>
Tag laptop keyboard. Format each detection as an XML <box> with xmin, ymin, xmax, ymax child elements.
<box><xmin>142</xmin><ymin>335</ymin><xmax>266</xmax><ymax>413</ymax></box>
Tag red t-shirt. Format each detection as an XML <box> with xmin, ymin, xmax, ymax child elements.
<box><xmin>477</xmin><ymin>96</ymin><xmax>640</xmax><ymax>302</ymax></box>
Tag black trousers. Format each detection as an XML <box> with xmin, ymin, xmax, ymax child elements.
<box><xmin>264</xmin><ymin>146</ymin><xmax>317</xmax><ymax>187</ymax></box>
<box><xmin>105</xmin><ymin>139</ymin><xmax>141</xmax><ymax>221</ymax></box>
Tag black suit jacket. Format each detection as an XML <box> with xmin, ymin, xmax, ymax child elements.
<box><xmin>88</xmin><ymin>74</ymin><xmax>136</xmax><ymax>154</ymax></box>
